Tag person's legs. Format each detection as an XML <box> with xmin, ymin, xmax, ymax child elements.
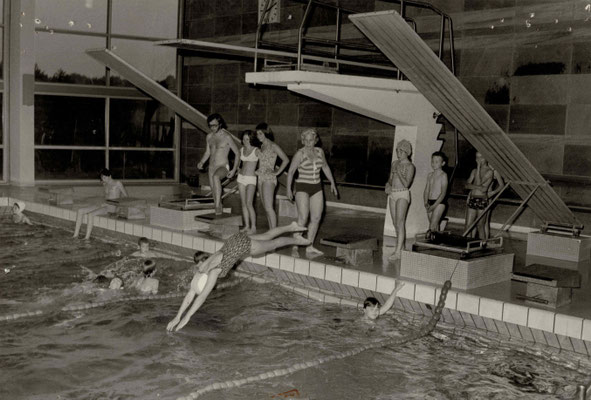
<box><xmin>394</xmin><ymin>198</ymin><xmax>410</xmax><ymax>255</ymax></box>
<box><xmin>246</xmin><ymin>183</ymin><xmax>257</xmax><ymax>233</ymax></box>
<box><xmin>238</xmin><ymin>183</ymin><xmax>249</xmax><ymax>232</ymax></box>
<box><xmin>292</xmin><ymin>191</ymin><xmax>310</xmax><ymax>256</ymax></box>
<box><xmin>465</xmin><ymin>207</ymin><xmax>478</xmax><ymax>238</ymax></box>
<box><xmin>261</xmin><ymin>180</ymin><xmax>277</xmax><ymax>229</ymax></box>
<box><xmin>73</xmin><ymin>204</ymin><xmax>99</xmax><ymax>238</ymax></box>
<box><xmin>84</xmin><ymin>205</ymin><xmax>109</xmax><ymax>240</ymax></box>
<box><xmin>430</xmin><ymin>204</ymin><xmax>446</xmax><ymax>232</ymax></box>
<box><xmin>306</xmin><ymin>190</ymin><xmax>324</xmax><ymax>255</ymax></box>
<box><xmin>212</xmin><ymin>166</ymin><xmax>228</xmax><ymax>214</ymax></box>
<box><xmin>249</xmin><ymin>221</ymin><xmax>306</xmax><ymax>241</ymax></box>
<box><xmin>250</xmin><ymin>235</ymin><xmax>311</xmax><ymax>256</ymax></box>
<box><xmin>476</xmin><ymin>209</ymin><xmax>487</xmax><ymax>239</ymax></box>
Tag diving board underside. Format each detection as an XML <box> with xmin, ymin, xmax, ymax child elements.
<box><xmin>86</xmin><ymin>48</ymin><xmax>209</xmax><ymax>133</ymax></box>
<box><xmin>350</xmin><ymin>11</ymin><xmax>579</xmax><ymax>227</ymax></box>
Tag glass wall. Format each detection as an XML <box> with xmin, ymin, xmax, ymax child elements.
<box><xmin>33</xmin><ymin>0</ymin><xmax>179</xmax><ymax>181</ymax></box>
<box><xmin>0</xmin><ymin>1</ymin><xmax>4</xmax><ymax>181</ymax></box>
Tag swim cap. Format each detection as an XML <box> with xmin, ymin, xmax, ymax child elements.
<box><xmin>396</xmin><ymin>139</ymin><xmax>412</xmax><ymax>156</ymax></box>
<box><xmin>195</xmin><ymin>272</ymin><xmax>208</xmax><ymax>295</ymax></box>
<box><xmin>14</xmin><ymin>201</ymin><xmax>25</xmax><ymax>212</ymax></box>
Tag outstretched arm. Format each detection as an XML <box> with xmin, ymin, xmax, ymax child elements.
<box><xmin>379</xmin><ymin>281</ymin><xmax>405</xmax><ymax>316</ymax></box>
<box><xmin>171</xmin><ymin>268</ymin><xmax>221</xmax><ymax>332</ymax></box>
<box><xmin>118</xmin><ymin>181</ymin><xmax>129</xmax><ymax>198</ymax></box>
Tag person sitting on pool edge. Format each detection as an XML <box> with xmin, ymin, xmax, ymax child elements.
<box><xmin>12</xmin><ymin>201</ymin><xmax>33</xmax><ymax>225</ymax></box>
<box><xmin>166</xmin><ymin>222</ymin><xmax>311</xmax><ymax>332</ymax></box>
<box><xmin>134</xmin><ymin>259</ymin><xmax>159</xmax><ymax>295</ymax></box>
<box><xmin>363</xmin><ymin>281</ymin><xmax>406</xmax><ymax>321</ymax></box>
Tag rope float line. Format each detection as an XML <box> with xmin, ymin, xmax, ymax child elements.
<box><xmin>179</xmin><ymin>280</ymin><xmax>452</xmax><ymax>400</ymax></box>
<box><xmin>0</xmin><ymin>278</ymin><xmax>243</xmax><ymax>323</ymax></box>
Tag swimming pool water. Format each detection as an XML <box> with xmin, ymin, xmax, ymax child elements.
<box><xmin>0</xmin><ymin>221</ymin><xmax>587</xmax><ymax>399</ymax></box>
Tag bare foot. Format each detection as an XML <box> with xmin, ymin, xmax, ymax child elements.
<box><xmin>240</xmin><ymin>226</ymin><xmax>250</xmax><ymax>233</ymax></box>
<box><xmin>388</xmin><ymin>251</ymin><xmax>400</xmax><ymax>261</ymax></box>
<box><xmin>288</xmin><ymin>221</ymin><xmax>307</xmax><ymax>233</ymax></box>
<box><xmin>294</xmin><ymin>236</ymin><xmax>312</xmax><ymax>246</ymax></box>
<box><xmin>305</xmin><ymin>246</ymin><xmax>323</xmax><ymax>256</ymax></box>
<box><xmin>215</xmin><ymin>205</ymin><xmax>223</xmax><ymax>215</ymax></box>
<box><xmin>291</xmin><ymin>246</ymin><xmax>300</xmax><ymax>257</ymax></box>
<box><xmin>248</xmin><ymin>228</ymin><xmax>257</xmax><ymax>234</ymax></box>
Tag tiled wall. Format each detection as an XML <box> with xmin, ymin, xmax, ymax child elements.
<box><xmin>181</xmin><ymin>0</ymin><xmax>591</xmax><ymax>212</ymax></box>
<box><xmin>4</xmin><ymin>195</ymin><xmax>591</xmax><ymax>357</ymax></box>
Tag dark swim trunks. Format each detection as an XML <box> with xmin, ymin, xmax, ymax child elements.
<box><xmin>295</xmin><ymin>182</ymin><xmax>323</xmax><ymax>197</ymax></box>
<box><xmin>216</xmin><ymin>232</ymin><xmax>251</xmax><ymax>278</ymax></box>
<box><xmin>468</xmin><ymin>196</ymin><xmax>488</xmax><ymax>210</ymax></box>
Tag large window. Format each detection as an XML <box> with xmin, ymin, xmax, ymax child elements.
<box><xmin>0</xmin><ymin>1</ymin><xmax>4</xmax><ymax>182</ymax></box>
<box><xmin>33</xmin><ymin>0</ymin><xmax>179</xmax><ymax>181</ymax></box>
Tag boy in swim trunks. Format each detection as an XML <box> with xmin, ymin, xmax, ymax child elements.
<box><xmin>73</xmin><ymin>168</ymin><xmax>128</xmax><ymax>240</ymax></box>
<box><xmin>423</xmin><ymin>152</ymin><xmax>448</xmax><ymax>233</ymax></box>
<box><xmin>465</xmin><ymin>151</ymin><xmax>493</xmax><ymax>239</ymax></box>
<box><xmin>197</xmin><ymin>114</ymin><xmax>240</xmax><ymax>215</ymax></box>
<box><xmin>166</xmin><ymin>222</ymin><xmax>311</xmax><ymax>332</ymax></box>
<box><xmin>130</xmin><ymin>236</ymin><xmax>186</xmax><ymax>260</ymax></box>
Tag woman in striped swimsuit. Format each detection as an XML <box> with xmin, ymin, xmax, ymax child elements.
<box><xmin>286</xmin><ymin>129</ymin><xmax>338</xmax><ymax>256</ymax></box>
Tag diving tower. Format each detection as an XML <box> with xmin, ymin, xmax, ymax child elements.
<box><xmin>349</xmin><ymin>10</ymin><xmax>581</xmax><ymax>229</ymax></box>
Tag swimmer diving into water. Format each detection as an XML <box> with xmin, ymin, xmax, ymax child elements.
<box><xmin>167</xmin><ymin>222</ymin><xmax>310</xmax><ymax>332</ymax></box>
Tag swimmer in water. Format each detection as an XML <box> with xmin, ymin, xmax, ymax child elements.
<box><xmin>133</xmin><ymin>259</ymin><xmax>159</xmax><ymax>295</ymax></box>
<box><xmin>363</xmin><ymin>281</ymin><xmax>405</xmax><ymax>321</ymax></box>
<box><xmin>130</xmin><ymin>237</ymin><xmax>186</xmax><ymax>261</ymax></box>
<box><xmin>167</xmin><ymin>222</ymin><xmax>311</xmax><ymax>332</ymax></box>
<box><xmin>12</xmin><ymin>201</ymin><xmax>33</xmax><ymax>225</ymax></box>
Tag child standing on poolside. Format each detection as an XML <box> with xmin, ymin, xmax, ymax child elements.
<box><xmin>386</xmin><ymin>140</ymin><xmax>415</xmax><ymax>261</ymax></box>
<box><xmin>237</xmin><ymin>130</ymin><xmax>261</xmax><ymax>234</ymax></box>
<box><xmin>423</xmin><ymin>151</ymin><xmax>448</xmax><ymax>233</ymax></box>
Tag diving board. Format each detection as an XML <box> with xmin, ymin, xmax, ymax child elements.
<box><xmin>350</xmin><ymin>10</ymin><xmax>580</xmax><ymax>227</ymax></box>
<box><xmin>86</xmin><ymin>48</ymin><xmax>209</xmax><ymax>133</ymax></box>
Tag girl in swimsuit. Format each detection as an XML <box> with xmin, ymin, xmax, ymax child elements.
<box><xmin>166</xmin><ymin>222</ymin><xmax>311</xmax><ymax>332</ymax></box>
<box><xmin>255</xmin><ymin>123</ymin><xmax>289</xmax><ymax>229</ymax></box>
<box><xmin>237</xmin><ymin>130</ymin><xmax>261</xmax><ymax>234</ymax></box>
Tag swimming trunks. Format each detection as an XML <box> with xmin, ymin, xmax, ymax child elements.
<box><xmin>212</xmin><ymin>232</ymin><xmax>252</xmax><ymax>278</ymax></box>
<box><xmin>295</xmin><ymin>181</ymin><xmax>323</xmax><ymax>197</ymax></box>
<box><xmin>237</xmin><ymin>174</ymin><xmax>257</xmax><ymax>186</ymax></box>
<box><xmin>468</xmin><ymin>196</ymin><xmax>488</xmax><ymax>210</ymax></box>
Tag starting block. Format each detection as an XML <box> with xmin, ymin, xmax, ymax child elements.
<box><xmin>412</xmin><ymin>231</ymin><xmax>503</xmax><ymax>259</ymax></box>
<box><xmin>527</xmin><ymin>223</ymin><xmax>591</xmax><ymax>262</ymax></box>
<box><xmin>106</xmin><ymin>198</ymin><xmax>147</xmax><ymax>220</ymax></box>
<box><xmin>39</xmin><ymin>187</ymin><xmax>74</xmax><ymax>205</ymax></box>
<box><xmin>320</xmin><ymin>234</ymin><xmax>378</xmax><ymax>265</ymax></box>
<box><xmin>512</xmin><ymin>264</ymin><xmax>580</xmax><ymax>308</ymax></box>
<box><xmin>150</xmin><ymin>205</ymin><xmax>230</xmax><ymax>231</ymax></box>
<box><xmin>194</xmin><ymin>212</ymin><xmax>242</xmax><ymax>238</ymax></box>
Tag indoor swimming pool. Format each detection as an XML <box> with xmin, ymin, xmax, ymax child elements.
<box><xmin>0</xmin><ymin>219</ymin><xmax>587</xmax><ymax>400</ymax></box>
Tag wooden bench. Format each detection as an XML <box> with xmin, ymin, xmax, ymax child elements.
<box><xmin>320</xmin><ymin>233</ymin><xmax>378</xmax><ymax>265</ymax></box>
<box><xmin>512</xmin><ymin>264</ymin><xmax>581</xmax><ymax>308</ymax></box>
<box><xmin>38</xmin><ymin>187</ymin><xmax>74</xmax><ymax>205</ymax></box>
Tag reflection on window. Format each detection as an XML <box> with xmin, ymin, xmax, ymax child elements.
<box><xmin>35</xmin><ymin>32</ymin><xmax>106</xmax><ymax>84</ymax></box>
<box><xmin>112</xmin><ymin>0</ymin><xmax>177</xmax><ymax>38</ymax></box>
<box><xmin>110</xmin><ymin>39</ymin><xmax>176</xmax><ymax>87</ymax></box>
<box><xmin>0</xmin><ymin>31</ymin><xmax>3</xmax><ymax>78</ymax></box>
<box><xmin>109</xmin><ymin>151</ymin><xmax>173</xmax><ymax>179</ymax></box>
<box><xmin>35</xmin><ymin>149</ymin><xmax>105</xmax><ymax>179</ymax></box>
<box><xmin>34</xmin><ymin>0</ymin><xmax>107</xmax><ymax>33</ymax></box>
<box><xmin>35</xmin><ymin>96</ymin><xmax>105</xmax><ymax>146</ymax></box>
<box><xmin>110</xmin><ymin>99</ymin><xmax>174</xmax><ymax>148</ymax></box>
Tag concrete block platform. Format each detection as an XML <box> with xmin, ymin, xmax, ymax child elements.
<box><xmin>527</xmin><ymin>231</ymin><xmax>591</xmax><ymax>262</ymax></box>
<box><xmin>401</xmin><ymin>249</ymin><xmax>514</xmax><ymax>290</ymax></box>
<box><xmin>149</xmin><ymin>205</ymin><xmax>230</xmax><ymax>231</ymax></box>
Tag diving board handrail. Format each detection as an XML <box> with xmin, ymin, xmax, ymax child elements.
<box><xmin>350</xmin><ymin>11</ymin><xmax>580</xmax><ymax>227</ymax></box>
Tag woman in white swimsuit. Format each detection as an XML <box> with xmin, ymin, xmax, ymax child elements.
<box><xmin>237</xmin><ymin>130</ymin><xmax>261</xmax><ymax>233</ymax></box>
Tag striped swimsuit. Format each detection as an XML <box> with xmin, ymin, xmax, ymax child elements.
<box><xmin>295</xmin><ymin>147</ymin><xmax>324</xmax><ymax>197</ymax></box>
